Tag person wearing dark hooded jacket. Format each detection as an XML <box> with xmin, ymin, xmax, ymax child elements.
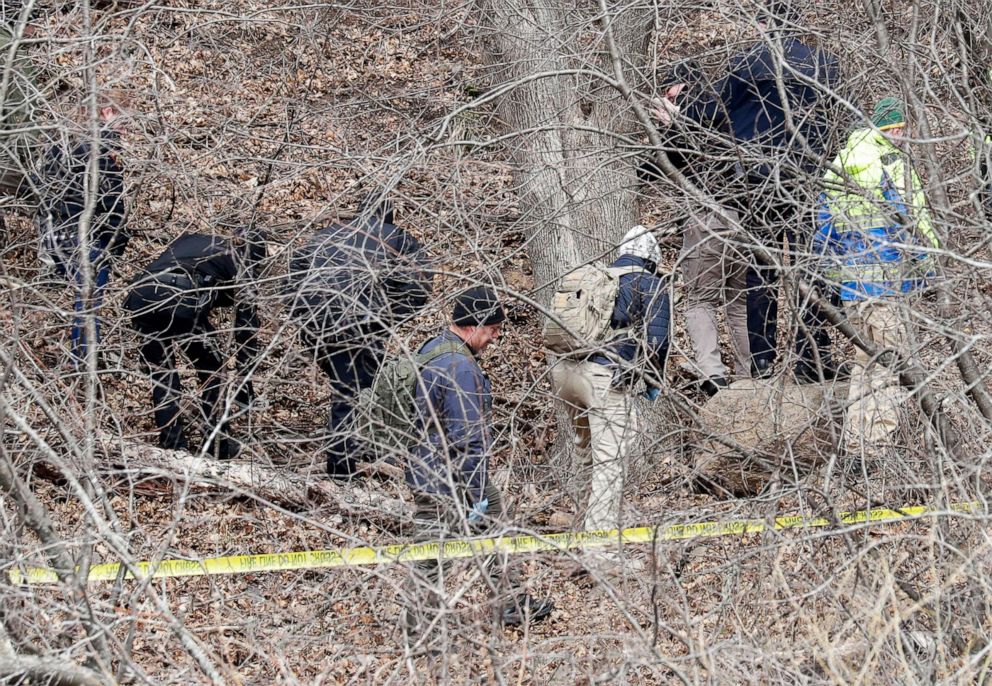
<box><xmin>286</xmin><ymin>196</ymin><xmax>432</xmax><ymax>479</ymax></box>
<box><xmin>646</xmin><ymin>61</ymin><xmax>750</xmax><ymax>393</ymax></box>
<box><xmin>651</xmin><ymin>0</ymin><xmax>843</xmax><ymax>382</ymax></box>
<box><xmin>123</xmin><ymin>231</ymin><xmax>263</xmax><ymax>459</ymax></box>
<box><xmin>36</xmin><ymin>102</ymin><xmax>128</xmax><ymax>365</ymax></box>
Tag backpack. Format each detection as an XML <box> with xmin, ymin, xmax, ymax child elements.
<box><xmin>542</xmin><ymin>264</ymin><xmax>643</xmax><ymax>355</ymax></box>
<box><xmin>355</xmin><ymin>338</ymin><xmax>469</xmax><ymax>459</ymax></box>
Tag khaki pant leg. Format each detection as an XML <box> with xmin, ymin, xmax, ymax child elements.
<box><xmin>683</xmin><ymin>214</ymin><xmax>729</xmax><ymax>378</ymax></box>
<box><xmin>551</xmin><ymin>358</ymin><xmax>592</xmax><ymax>458</ymax></box>
<box><xmin>580</xmin><ymin>362</ymin><xmax>638</xmax><ymax>531</ymax></box>
<box><xmin>720</xmin><ymin>217</ymin><xmax>751</xmax><ymax>377</ymax></box>
<box><xmin>843</xmin><ymin>301</ymin><xmax>907</xmax><ymax>458</ymax></box>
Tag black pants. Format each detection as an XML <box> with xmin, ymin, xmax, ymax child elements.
<box><xmin>126</xmin><ymin>282</ymin><xmax>236</xmax><ymax>455</ymax></box>
<box><xmin>746</xmin><ymin>259</ymin><xmax>836</xmax><ymax>376</ymax></box>
<box><xmin>735</xmin><ymin>178</ymin><xmax>835</xmax><ymax>376</ymax></box>
<box><xmin>980</xmin><ymin>159</ymin><xmax>992</xmax><ymax>219</ymax></box>
<box><xmin>301</xmin><ymin>328</ymin><xmax>384</xmax><ymax>477</ymax></box>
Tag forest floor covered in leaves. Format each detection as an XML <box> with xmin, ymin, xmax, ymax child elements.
<box><xmin>2</xmin><ymin>1</ymin><xmax>992</xmax><ymax>684</ymax></box>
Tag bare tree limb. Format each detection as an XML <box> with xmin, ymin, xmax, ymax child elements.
<box><xmin>92</xmin><ymin>433</ymin><xmax>412</xmax><ymax>523</ymax></box>
<box><xmin>0</xmin><ymin>655</ymin><xmax>111</xmax><ymax>686</ymax></box>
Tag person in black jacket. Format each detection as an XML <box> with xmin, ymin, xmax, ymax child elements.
<box><xmin>123</xmin><ymin>230</ymin><xmax>264</xmax><ymax>459</ymax></box>
<box><xmin>651</xmin><ymin>0</ymin><xmax>843</xmax><ymax>382</ymax></box>
<box><xmin>286</xmin><ymin>195</ymin><xmax>432</xmax><ymax>479</ymax></box>
<box><xmin>645</xmin><ymin>62</ymin><xmax>750</xmax><ymax>394</ymax></box>
<box><xmin>35</xmin><ymin>101</ymin><xmax>128</xmax><ymax>365</ymax></box>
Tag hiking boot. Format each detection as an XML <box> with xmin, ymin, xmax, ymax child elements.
<box><xmin>500</xmin><ymin>593</ymin><xmax>554</xmax><ymax>627</ymax></box>
<box><xmin>699</xmin><ymin>376</ymin><xmax>728</xmax><ymax>397</ymax></box>
<box><xmin>326</xmin><ymin>455</ymin><xmax>362</xmax><ymax>481</ymax></box>
<box><xmin>752</xmin><ymin>358</ymin><xmax>775</xmax><ymax>379</ymax></box>
<box><xmin>204</xmin><ymin>436</ymin><xmax>241</xmax><ymax>460</ymax></box>
<box><xmin>795</xmin><ymin>361</ymin><xmax>852</xmax><ymax>384</ymax></box>
<box><xmin>159</xmin><ymin>427</ymin><xmax>190</xmax><ymax>453</ymax></box>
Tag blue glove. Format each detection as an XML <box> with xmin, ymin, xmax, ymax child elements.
<box><xmin>467</xmin><ymin>498</ymin><xmax>489</xmax><ymax>523</ymax></box>
<box><xmin>643</xmin><ymin>387</ymin><xmax>661</xmax><ymax>401</ymax></box>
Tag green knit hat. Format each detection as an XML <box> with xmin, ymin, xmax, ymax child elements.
<box><xmin>871</xmin><ymin>97</ymin><xmax>906</xmax><ymax>131</ymax></box>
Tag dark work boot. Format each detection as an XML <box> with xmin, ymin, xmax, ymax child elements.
<box><xmin>752</xmin><ymin>358</ymin><xmax>775</xmax><ymax>379</ymax></box>
<box><xmin>326</xmin><ymin>454</ymin><xmax>361</xmax><ymax>481</ymax></box>
<box><xmin>159</xmin><ymin>427</ymin><xmax>189</xmax><ymax>453</ymax></box>
<box><xmin>699</xmin><ymin>377</ymin><xmax>729</xmax><ymax>397</ymax></box>
<box><xmin>215</xmin><ymin>437</ymin><xmax>241</xmax><ymax>460</ymax></box>
<box><xmin>202</xmin><ymin>433</ymin><xmax>241</xmax><ymax>460</ymax></box>
<box><xmin>500</xmin><ymin>593</ymin><xmax>554</xmax><ymax>627</ymax></box>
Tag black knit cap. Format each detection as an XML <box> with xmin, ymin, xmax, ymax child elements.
<box><xmin>758</xmin><ymin>0</ymin><xmax>802</xmax><ymax>27</ymax></box>
<box><xmin>452</xmin><ymin>286</ymin><xmax>506</xmax><ymax>327</ymax></box>
<box><xmin>657</xmin><ymin>59</ymin><xmax>703</xmax><ymax>91</ymax></box>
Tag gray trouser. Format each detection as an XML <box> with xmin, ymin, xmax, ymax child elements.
<box><xmin>681</xmin><ymin>211</ymin><xmax>751</xmax><ymax>378</ymax></box>
<box><xmin>402</xmin><ymin>480</ymin><xmax>518</xmax><ymax>639</ymax></box>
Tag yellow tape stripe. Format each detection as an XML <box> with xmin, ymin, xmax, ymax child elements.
<box><xmin>9</xmin><ymin>501</ymin><xmax>980</xmax><ymax>585</ymax></box>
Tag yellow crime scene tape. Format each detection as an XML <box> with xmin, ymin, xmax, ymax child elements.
<box><xmin>8</xmin><ymin>501</ymin><xmax>981</xmax><ymax>585</ymax></box>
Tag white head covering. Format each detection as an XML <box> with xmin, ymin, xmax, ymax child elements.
<box><xmin>617</xmin><ymin>225</ymin><xmax>660</xmax><ymax>264</ymax></box>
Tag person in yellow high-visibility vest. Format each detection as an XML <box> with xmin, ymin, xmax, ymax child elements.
<box><xmin>814</xmin><ymin>97</ymin><xmax>940</xmax><ymax>466</ymax></box>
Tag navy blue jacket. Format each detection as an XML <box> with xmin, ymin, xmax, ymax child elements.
<box><xmin>685</xmin><ymin>37</ymin><xmax>841</xmax><ymax>177</ymax></box>
<box><xmin>406</xmin><ymin>330</ymin><xmax>491</xmax><ymax>505</ymax></box>
<box><xmin>36</xmin><ymin>129</ymin><xmax>128</xmax><ymax>255</ymax></box>
<box><xmin>287</xmin><ymin>213</ymin><xmax>432</xmax><ymax>342</ymax></box>
<box><xmin>592</xmin><ymin>255</ymin><xmax>670</xmax><ymax>386</ymax></box>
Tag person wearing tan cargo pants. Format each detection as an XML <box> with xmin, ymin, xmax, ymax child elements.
<box><xmin>547</xmin><ymin>227</ymin><xmax>670</xmax><ymax>577</ymax></box>
<box><xmin>681</xmin><ymin>210</ymin><xmax>750</xmax><ymax>393</ymax></box>
<box><xmin>550</xmin><ymin>359</ymin><xmax>641</xmax><ymax>532</ymax></box>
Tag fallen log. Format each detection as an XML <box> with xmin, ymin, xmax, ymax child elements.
<box><xmin>28</xmin><ymin>434</ymin><xmax>414</xmax><ymax>525</ymax></box>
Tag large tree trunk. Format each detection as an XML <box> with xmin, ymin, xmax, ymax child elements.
<box><xmin>475</xmin><ymin>0</ymin><xmax>653</xmax><ymax>289</ymax></box>
<box><xmin>473</xmin><ymin>1</ymin><xmax>658</xmax><ymax>503</ymax></box>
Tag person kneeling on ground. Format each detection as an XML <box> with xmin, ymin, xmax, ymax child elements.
<box><xmin>814</xmin><ymin>97</ymin><xmax>939</xmax><ymax>468</ymax></box>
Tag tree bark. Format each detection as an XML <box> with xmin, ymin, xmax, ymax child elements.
<box><xmin>475</xmin><ymin>0</ymin><xmax>652</xmax><ymax>289</ymax></box>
